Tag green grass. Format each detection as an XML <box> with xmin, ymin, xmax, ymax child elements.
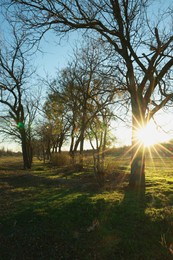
<box><xmin>1</xmin><ymin>156</ymin><xmax>173</xmax><ymax>259</ymax></box>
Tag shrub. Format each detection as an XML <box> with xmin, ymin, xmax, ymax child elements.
<box><xmin>50</xmin><ymin>152</ymin><xmax>71</xmax><ymax>166</ymax></box>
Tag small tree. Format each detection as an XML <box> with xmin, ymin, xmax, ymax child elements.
<box><xmin>49</xmin><ymin>39</ymin><xmax>116</xmax><ymax>167</ymax></box>
<box><xmin>87</xmin><ymin>107</ymin><xmax>115</xmax><ymax>185</ymax></box>
<box><xmin>44</xmin><ymin>92</ymin><xmax>70</xmax><ymax>153</ymax></box>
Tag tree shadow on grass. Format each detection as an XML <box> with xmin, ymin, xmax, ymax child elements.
<box><xmin>1</xmin><ymin>170</ymin><xmax>173</xmax><ymax>259</ymax></box>
<box><xmin>0</xmin><ymin>192</ymin><xmax>103</xmax><ymax>259</ymax></box>
<box><xmin>0</xmin><ymin>157</ymin><xmax>24</xmax><ymax>171</ymax></box>
<box><xmin>109</xmin><ymin>188</ymin><xmax>173</xmax><ymax>259</ymax></box>
<box><xmin>0</xmin><ymin>164</ymin><xmax>102</xmax><ymax>197</ymax></box>
<box><xmin>0</xmin><ymin>173</ymin><xmax>65</xmax><ymax>188</ymax></box>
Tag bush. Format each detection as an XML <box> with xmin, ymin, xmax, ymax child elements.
<box><xmin>50</xmin><ymin>152</ymin><xmax>71</xmax><ymax>166</ymax></box>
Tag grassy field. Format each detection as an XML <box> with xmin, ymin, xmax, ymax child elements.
<box><xmin>1</xmin><ymin>155</ymin><xmax>173</xmax><ymax>259</ymax></box>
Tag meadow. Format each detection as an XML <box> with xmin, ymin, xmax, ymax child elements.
<box><xmin>1</xmin><ymin>154</ymin><xmax>173</xmax><ymax>259</ymax></box>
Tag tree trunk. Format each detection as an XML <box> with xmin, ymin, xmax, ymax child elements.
<box><xmin>129</xmin><ymin>100</ymin><xmax>146</xmax><ymax>191</ymax></box>
<box><xmin>58</xmin><ymin>133</ymin><xmax>64</xmax><ymax>153</ymax></box>
<box><xmin>79</xmin><ymin>135</ymin><xmax>84</xmax><ymax>169</ymax></box>
<box><xmin>69</xmin><ymin>135</ymin><xmax>74</xmax><ymax>153</ymax></box>
<box><xmin>46</xmin><ymin>139</ymin><xmax>51</xmax><ymax>160</ymax></box>
<box><xmin>129</xmin><ymin>145</ymin><xmax>145</xmax><ymax>189</ymax></box>
<box><xmin>20</xmin><ymin>129</ymin><xmax>32</xmax><ymax>169</ymax></box>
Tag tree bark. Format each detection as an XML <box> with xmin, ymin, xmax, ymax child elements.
<box><xmin>129</xmin><ymin>145</ymin><xmax>145</xmax><ymax>190</ymax></box>
<box><xmin>129</xmin><ymin>100</ymin><xmax>146</xmax><ymax>191</ymax></box>
<box><xmin>20</xmin><ymin>129</ymin><xmax>32</xmax><ymax>169</ymax></box>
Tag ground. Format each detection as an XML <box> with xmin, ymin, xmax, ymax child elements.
<box><xmin>0</xmin><ymin>155</ymin><xmax>173</xmax><ymax>259</ymax></box>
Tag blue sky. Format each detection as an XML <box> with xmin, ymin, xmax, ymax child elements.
<box><xmin>34</xmin><ymin>30</ymin><xmax>82</xmax><ymax>78</ymax></box>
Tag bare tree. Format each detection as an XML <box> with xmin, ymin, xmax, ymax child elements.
<box><xmin>0</xmin><ymin>22</ymin><xmax>38</xmax><ymax>169</ymax></box>
<box><xmin>6</xmin><ymin>0</ymin><xmax>173</xmax><ymax>190</ymax></box>
<box><xmin>49</xmin><ymin>39</ymin><xmax>117</xmax><ymax>169</ymax></box>
<box><xmin>87</xmin><ymin>107</ymin><xmax>115</xmax><ymax>186</ymax></box>
<box><xmin>44</xmin><ymin>92</ymin><xmax>70</xmax><ymax>153</ymax></box>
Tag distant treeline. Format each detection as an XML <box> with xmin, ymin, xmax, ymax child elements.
<box><xmin>149</xmin><ymin>142</ymin><xmax>173</xmax><ymax>157</ymax></box>
<box><xmin>0</xmin><ymin>147</ymin><xmax>22</xmax><ymax>157</ymax></box>
<box><xmin>105</xmin><ymin>142</ymin><xmax>173</xmax><ymax>158</ymax></box>
<box><xmin>1</xmin><ymin>141</ymin><xmax>173</xmax><ymax>158</ymax></box>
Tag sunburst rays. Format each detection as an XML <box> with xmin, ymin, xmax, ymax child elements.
<box><xmin>121</xmin><ymin>113</ymin><xmax>173</xmax><ymax>175</ymax></box>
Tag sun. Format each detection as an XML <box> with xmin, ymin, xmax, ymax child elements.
<box><xmin>136</xmin><ymin>121</ymin><xmax>169</xmax><ymax>147</ymax></box>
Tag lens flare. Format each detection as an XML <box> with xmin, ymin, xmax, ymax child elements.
<box><xmin>17</xmin><ymin>122</ymin><xmax>24</xmax><ymax>129</ymax></box>
<box><xmin>136</xmin><ymin>122</ymin><xmax>169</xmax><ymax>147</ymax></box>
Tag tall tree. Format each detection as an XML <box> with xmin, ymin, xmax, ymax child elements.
<box><xmin>6</xmin><ymin>0</ymin><xmax>173</xmax><ymax>189</ymax></box>
<box><xmin>0</xmin><ymin>22</ymin><xmax>37</xmax><ymax>169</ymax></box>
